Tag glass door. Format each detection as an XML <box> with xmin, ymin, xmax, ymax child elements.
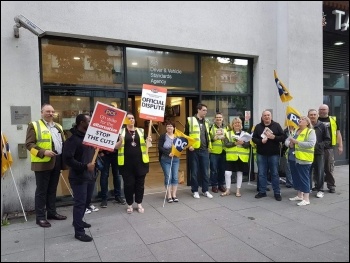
<box><xmin>323</xmin><ymin>92</ymin><xmax>348</xmax><ymax>165</ymax></box>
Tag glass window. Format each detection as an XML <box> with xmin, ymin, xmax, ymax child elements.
<box><xmin>323</xmin><ymin>73</ymin><xmax>349</xmax><ymax>89</ymax></box>
<box><xmin>41</xmin><ymin>38</ymin><xmax>124</xmax><ymax>88</ymax></box>
<box><xmin>202</xmin><ymin>95</ymin><xmax>251</xmax><ymax>129</ymax></box>
<box><xmin>126</xmin><ymin>47</ymin><xmax>198</xmax><ymax>90</ymax></box>
<box><xmin>201</xmin><ymin>56</ymin><xmax>249</xmax><ymax>93</ymax></box>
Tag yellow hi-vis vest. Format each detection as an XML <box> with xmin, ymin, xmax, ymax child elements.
<box><xmin>295</xmin><ymin>128</ymin><xmax>314</xmax><ymax>162</ymax></box>
<box><xmin>209</xmin><ymin>125</ymin><xmax>226</xmax><ymax>154</ymax></box>
<box><xmin>118</xmin><ymin>128</ymin><xmax>149</xmax><ymax>165</ymax></box>
<box><xmin>30</xmin><ymin>120</ymin><xmax>64</xmax><ymax>163</ymax></box>
<box><xmin>224</xmin><ymin>131</ymin><xmax>250</xmax><ymax>162</ymax></box>
<box><xmin>329</xmin><ymin>116</ymin><xmax>337</xmax><ymax>146</ymax></box>
<box><xmin>187</xmin><ymin>117</ymin><xmax>211</xmax><ymax>149</ymax></box>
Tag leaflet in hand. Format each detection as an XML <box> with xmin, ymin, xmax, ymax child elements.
<box><xmin>261</xmin><ymin>127</ymin><xmax>273</xmax><ymax>139</ymax></box>
<box><xmin>233</xmin><ymin>131</ymin><xmax>253</xmax><ymax>142</ymax></box>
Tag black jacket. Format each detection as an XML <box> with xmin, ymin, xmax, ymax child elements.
<box><xmin>158</xmin><ymin>133</ymin><xmax>171</xmax><ymax>162</ymax></box>
<box><xmin>63</xmin><ymin>128</ymin><xmax>96</xmax><ymax>184</ymax></box>
<box><xmin>252</xmin><ymin>120</ymin><xmax>285</xmax><ymax>156</ymax></box>
<box><xmin>313</xmin><ymin>120</ymin><xmax>331</xmax><ymax>155</ymax></box>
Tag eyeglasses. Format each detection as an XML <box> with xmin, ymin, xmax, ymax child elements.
<box><xmin>319</xmin><ymin>109</ymin><xmax>327</xmax><ymax>110</ymax></box>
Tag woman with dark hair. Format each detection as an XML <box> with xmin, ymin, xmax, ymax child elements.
<box><xmin>158</xmin><ymin>121</ymin><xmax>180</xmax><ymax>203</ymax></box>
<box><xmin>116</xmin><ymin>112</ymin><xmax>152</xmax><ymax>214</ymax></box>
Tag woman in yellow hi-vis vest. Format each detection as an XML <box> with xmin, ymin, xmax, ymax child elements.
<box><xmin>221</xmin><ymin>117</ymin><xmax>250</xmax><ymax>197</ymax></box>
<box><xmin>116</xmin><ymin>113</ymin><xmax>152</xmax><ymax>214</ymax></box>
<box><xmin>286</xmin><ymin>116</ymin><xmax>316</xmax><ymax>206</ymax></box>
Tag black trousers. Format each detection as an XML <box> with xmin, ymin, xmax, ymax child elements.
<box><xmin>122</xmin><ymin>173</ymin><xmax>146</xmax><ymax>205</ymax></box>
<box><xmin>71</xmin><ymin>181</ymin><xmax>95</xmax><ymax>236</ymax></box>
<box><xmin>34</xmin><ymin>155</ymin><xmax>62</xmax><ymax>220</ymax></box>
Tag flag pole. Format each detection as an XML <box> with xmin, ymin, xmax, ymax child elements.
<box><xmin>247</xmin><ymin>145</ymin><xmax>256</xmax><ymax>186</ymax></box>
<box><xmin>163</xmin><ymin>156</ymin><xmax>173</xmax><ymax>207</ymax></box>
<box><xmin>1</xmin><ymin>132</ymin><xmax>27</xmax><ymax>221</ymax></box>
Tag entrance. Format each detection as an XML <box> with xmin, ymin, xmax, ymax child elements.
<box><xmin>129</xmin><ymin>95</ymin><xmax>196</xmax><ymax>192</ymax></box>
<box><xmin>323</xmin><ymin>92</ymin><xmax>348</xmax><ymax>165</ymax></box>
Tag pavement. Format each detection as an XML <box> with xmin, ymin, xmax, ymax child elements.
<box><xmin>1</xmin><ymin>165</ymin><xmax>349</xmax><ymax>262</ymax></box>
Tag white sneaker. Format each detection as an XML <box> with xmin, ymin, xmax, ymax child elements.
<box><xmin>89</xmin><ymin>205</ymin><xmax>99</xmax><ymax>212</ymax></box>
<box><xmin>289</xmin><ymin>196</ymin><xmax>303</xmax><ymax>201</ymax></box>
<box><xmin>297</xmin><ymin>200</ymin><xmax>310</xmax><ymax>206</ymax></box>
<box><xmin>316</xmin><ymin>191</ymin><xmax>324</xmax><ymax>198</ymax></box>
<box><xmin>193</xmin><ymin>192</ymin><xmax>200</xmax><ymax>199</ymax></box>
<box><xmin>203</xmin><ymin>191</ymin><xmax>213</xmax><ymax>198</ymax></box>
<box><xmin>85</xmin><ymin>208</ymin><xmax>92</xmax><ymax>214</ymax></box>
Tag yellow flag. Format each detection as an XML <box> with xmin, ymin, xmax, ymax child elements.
<box><xmin>171</xmin><ymin>129</ymin><xmax>196</xmax><ymax>158</ymax></box>
<box><xmin>274</xmin><ymin>70</ymin><xmax>293</xmax><ymax>103</ymax></box>
<box><xmin>1</xmin><ymin>132</ymin><xmax>13</xmax><ymax>176</ymax></box>
<box><xmin>285</xmin><ymin>106</ymin><xmax>301</xmax><ymax>129</ymax></box>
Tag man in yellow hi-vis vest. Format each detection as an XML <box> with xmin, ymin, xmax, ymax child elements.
<box><xmin>26</xmin><ymin>104</ymin><xmax>67</xmax><ymax>228</ymax></box>
<box><xmin>185</xmin><ymin>103</ymin><xmax>213</xmax><ymax>199</ymax></box>
<box><xmin>318</xmin><ymin>104</ymin><xmax>343</xmax><ymax>193</ymax></box>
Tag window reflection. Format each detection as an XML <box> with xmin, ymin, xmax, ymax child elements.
<box><xmin>42</xmin><ymin>38</ymin><xmax>123</xmax><ymax>88</ymax></box>
<box><xmin>201</xmin><ymin>56</ymin><xmax>248</xmax><ymax>93</ymax></box>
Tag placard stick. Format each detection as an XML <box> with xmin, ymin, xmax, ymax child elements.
<box><xmin>92</xmin><ymin>148</ymin><xmax>99</xmax><ymax>163</ymax></box>
<box><xmin>146</xmin><ymin>120</ymin><xmax>153</xmax><ymax>155</ymax></box>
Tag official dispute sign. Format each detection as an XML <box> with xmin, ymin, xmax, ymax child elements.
<box><xmin>83</xmin><ymin>102</ymin><xmax>126</xmax><ymax>151</ymax></box>
<box><xmin>139</xmin><ymin>84</ymin><xmax>167</xmax><ymax>122</ymax></box>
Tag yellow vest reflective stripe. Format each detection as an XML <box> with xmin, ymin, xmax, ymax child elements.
<box><xmin>187</xmin><ymin>117</ymin><xmax>211</xmax><ymax>149</ymax></box>
<box><xmin>118</xmin><ymin>128</ymin><xmax>149</xmax><ymax>165</ymax></box>
<box><xmin>329</xmin><ymin>116</ymin><xmax>337</xmax><ymax>146</ymax></box>
<box><xmin>225</xmin><ymin>131</ymin><xmax>250</xmax><ymax>162</ymax></box>
<box><xmin>31</xmin><ymin>121</ymin><xmax>64</xmax><ymax>163</ymax></box>
<box><xmin>295</xmin><ymin>128</ymin><xmax>314</xmax><ymax>162</ymax></box>
<box><xmin>209</xmin><ymin>125</ymin><xmax>226</xmax><ymax>154</ymax></box>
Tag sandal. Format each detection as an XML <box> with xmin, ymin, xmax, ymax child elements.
<box><xmin>172</xmin><ymin>197</ymin><xmax>179</xmax><ymax>202</ymax></box>
<box><xmin>235</xmin><ymin>193</ymin><xmax>242</xmax><ymax>197</ymax></box>
<box><xmin>126</xmin><ymin>206</ymin><xmax>133</xmax><ymax>214</ymax></box>
<box><xmin>220</xmin><ymin>190</ymin><xmax>230</xmax><ymax>196</ymax></box>
<box><xmin>167</xmin><ymin>198</ymin><xmax>173</xmax><ymax>203</ymax></box>
<box><xmin>137</xmin><ymin>205</ymin><xmax>144</xmax><ymax>213</ymax></box>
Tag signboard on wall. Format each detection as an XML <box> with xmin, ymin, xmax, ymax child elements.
<box><xmin>10</xmin><ymin>106</ymin><xmax>31</xmax><ymax>125</ymax></box>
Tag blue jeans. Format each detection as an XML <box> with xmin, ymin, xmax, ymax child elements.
<box><xmin>100</xmin><ymin>153</ymin><xmax>122</xmax><ymax>200</ymax></box>
<box><xmin>289</xmin><ymin>160</ymin><xmax>299</xmax><ymax>191</ymax></box>
<box><xmin>189</xmin><ymin>149</ymin><xmax>210</xmax><ymax>193</ymax></box>
<box><xmin>160</xmin><ymin>156</ymin><xmax>180</xmax><ymax>186</ymax></box>
<box><xmin>209</xmin><ymin>152</ymin><xmax>226</xmax><ymax>187</ymax></box>
<box><xmin>257</xmin><ymin>154</ymin><xmax>280</xmax><ymax>195</ymax></box>
<box><xmin>285</xmin><ymin>161</ymin><xmax>293</xmax><ymax>187</ymax></box>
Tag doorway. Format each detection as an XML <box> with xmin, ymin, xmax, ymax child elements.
<box><xmin>323</xmin><ymin>92</ymin><xmax>348</xmax><ymax>165</ymax></box>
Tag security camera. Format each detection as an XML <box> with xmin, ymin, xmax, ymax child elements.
<box><xmin>13</xmin><ymin>15</ymin><xmax>44</xmax><ymax>38</ymax></box>
<box><xmin>13</xmin><ymin>25</ymin><xmax>20</xmax><ymax>38</ymax></box>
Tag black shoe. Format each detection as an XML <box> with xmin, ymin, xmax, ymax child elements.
<box><xmin>286</xmin><ymin>185</ymin><xmax>292</xmax><ymax>188</ymax></box>
<box><xmin>47</xmin><ymin>213</ymin><xmax>67</xmax><ymax>220</ymax></box>
<box><xmin>115</xmin><ymin>196</ymin><xmax>126</xmax><ymax>205</ymax></box>
<box><xmin>329</xmin><ymin>188</ymin><xmax>336</xmax><ymax>193</ymax></box>
<box><xmin>274</xmin><ymin>194</ymin><xmax>282</xmax><ymax>201</ymax></box>
<box><xmin>255</xmin><ymin>193</ymin><xmax>267</xmax><ymax>199</ymax></box>
<box><xmin>266</xmin><ymin>187</ymin><xmax>270</xmax><ymax>191</ymax></box>
<box><xmin>36</xmin><ymin>219</ymin><xmax>51</xmax><ymax>228</ymax></box>
<box><xmin>75</xmin><ymin>234</ymin><xmax>93</xmax><ymax>242</ymax></box>
<box><xmin>312</xmin><ymin>187</ymin><xmax>317</xmax><ymax>191</ymax></box>
<box><xmin>72</xmin><ymin>222</ymin><xmax>91</xmax><ymax>228</ymax></box>
<box><xmin>100</xmin><ymin>200</ymin><xmax>107</xmax><ymax>208</ymax></box>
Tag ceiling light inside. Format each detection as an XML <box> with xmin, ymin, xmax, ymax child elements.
<box><xmin>217</xmin><ymin>57</ymin><xmax>230</xmax><ymax>64</ymax></box>
<box><xmin>334</xmin><ymin>41</ymin><xmax>345</xmax><ymax>46</ymax></box>
<box><xmin>233</xmin><ymin>59</ymin><xmax>248</xmax><ymax>65</ymax></box>
<box><xmin>73</xmin><ymin>56</ymin><xmax>80</xmax><ymax>60</ymax></box>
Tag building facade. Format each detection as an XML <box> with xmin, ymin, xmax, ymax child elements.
<box><xmin>1</xmin><ymin>1</ymin><xmax>346</xmax><ymax>214</ymax></box>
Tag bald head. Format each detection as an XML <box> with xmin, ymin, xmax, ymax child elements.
<box><xmin>318</xmin><ymin>104</ymin><xmax>329</xmax><ymax>118</ymax></box>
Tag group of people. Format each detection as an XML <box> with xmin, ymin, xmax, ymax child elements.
<box><xmin>26</xmin><ymin>105</ymin><xmax>152</xmax><ymax>242</ymax></box>
<box><xmin>25</xmin><ymin>102</ymin><xmax>343</xmax><ymax>242</ymax></box>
